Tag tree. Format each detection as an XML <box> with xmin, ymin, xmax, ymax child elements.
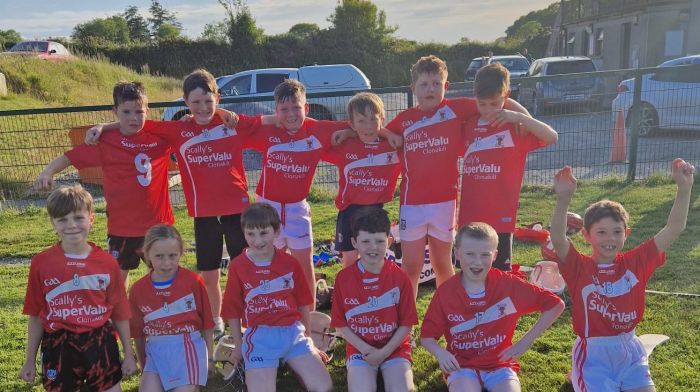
<box><xmin>201</xmin><ymin>21</ymin><xmax>229</xmax><ymax>43</ymax></box>
<box><xmin>288</xmin><ymin>23</ymin><xmax>320</xmax><ymax>40</ymax></box>
<box><xmin>122</xmin><ymin>6</ymin><xmax>150</xmax><ymax>42</ymax></box>
<box><xmin>148</xmin><ymin>0</ymin><xmax>182</xmax><ymax>38</ymax></box>
<box><xmin>154</xmin><ymin>23</ymin><xmax>182</xmax><ymax>41</ymax></box>
<box><xmin>218</xmin><ymin>0</ymin><xmax>264</xmax><ymax>62</ymax></box>
<box><xmin>72</xmin><ymin>16</ymin><xmax>130</xmax><ymax>45</ymax></box>
<box><xmin>515</xmin><ymin>21</ymin><xmax>544</xmax><ymax>41</ymax></box>
<box><xmin>0</xmin><ymin>29</ymin><xmax>22</xmax><ymax>50</ymax></box>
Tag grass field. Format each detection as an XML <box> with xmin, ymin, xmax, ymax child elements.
<box><xmin>1</xmin><ymin>178</ymin><xmax>699</xmax><ymax>391</ymax></box>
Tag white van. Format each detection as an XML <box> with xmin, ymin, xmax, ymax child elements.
<box><xmin>162</xmin><ymin>64</ymin><xmax>371</xmax><ymax>121</ymax></box>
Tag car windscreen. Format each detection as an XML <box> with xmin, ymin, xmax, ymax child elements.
<box><xmin>10</xmin><ymin>42</ymin><xmax>48</xmax><ymax>52</ymax></box>
<box><xmin>467</xmin><ymin>60</ymin><xmax>482</xmax><ymax>71</ymax></box>
<box><xmin>495</xmin><ymin>58</ymin><xmax>530</xmax><ymax>72</ymax></box>
<box><xmin>547</xmin><ymin>60</ymin><xmax>595</xmax><ymax>75</ymax></box>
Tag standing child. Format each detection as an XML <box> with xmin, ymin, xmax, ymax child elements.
<box><xmin>325</xmin><ymin>93</ymin><xmax>401</xmax><ymax>267</ymax></box>
<box><xmin>221</xmin><ymin>203</ymin><xmax>332</xmax><ymax>392</ymax></box>
<box><xmin>459</xmin><ymin>63</ymin><xmax>558</xmax><ymax>271</ymax></box>
<box><xmin>550</xmin><ymin>160</ymin><xmax>695</xmax><ymax>392</ymax></box>
<box><xmin>421</xmin><ymin>223</ymin><xmax>564</xmax><ymax>392</ymax></box>
<box><xmin>384</xmin><ymin>55</ymin><xmax>531</xmax><ymax>296</ymax></box>
<box><xmin>331</xmin><ymin>207</ymin><xmax>418</xmax><ymax>392</ymax></box>
<box><xmin>35</xmin><ymin>81</ymin><xmax>174</xmax><ymax>288</ymax></box>
<box><xmin>129</xmin><ymin>224</ymin><xmax>214</xmax><ymax>391</ymax></box>
<box><xmin>19</xmin><ymin>184</ymin><xmax>137</xmax><ymax>391</ymax></box>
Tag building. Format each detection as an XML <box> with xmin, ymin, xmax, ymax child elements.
<box><xmin>548</xmin><ymin>0</ymin><xmax>700</xmax><ymax>70</ymax></box>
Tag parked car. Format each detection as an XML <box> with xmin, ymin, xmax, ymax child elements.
<box><xmin>464</xmin><ymin>55</ymin><xmax>530</xmax><ymax>99</ymax></box>
<box><xmin>162</xmin><ymin>64</ymin><xmax>371</xmax><ymax>121</ymax></box>
<box><xmin>518</xmin><ymin>56</ymin><xmax>601</xmax><ymax>115</ymax></box>
<box><xmin>611</xmin><ymin>54</ymin><xmax>700</xmax><ymax>136</ymax></box>
<box><xmin>2</xmin><ymin>40</ymin><xmax>73</xmax><ymax>60</ymax></box>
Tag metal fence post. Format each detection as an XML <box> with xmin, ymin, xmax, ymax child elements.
<box><xmin>626</xmin><ymin>71</ymin><xmax>643</xmax><ymax>182</ymax></box>
<box><xmin>406</xmin><ymin>87</ymin><xmax>413</xmax><ymax>108</ymax></box>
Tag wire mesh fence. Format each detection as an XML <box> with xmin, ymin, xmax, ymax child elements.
<box><xmin>1</xmin><ymin>64</ymin><xmax>698</xmax><ymax>211</ymax></box>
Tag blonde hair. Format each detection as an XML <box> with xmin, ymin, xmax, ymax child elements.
<box><xmin>347</xmin><ymin>92</ymin><xmax>385</xmax><ymax>123</ymax></box>
<box><xmin>410</xmin><ymin>55</ymin><xmax>448</xmax><ymax>83</ymax></box>
<box><xmin>454</xmin><ymin>222</ymin><xmax>499</xmax><ymax>249</ymax></box>
<box><xmin>46</xmin><ymin>184</ymin><xmax>94</xmax><ymax>219</ymax></box>
<box><xmin>142</xmin><ymin>224</ymin><xmax>184</xmax><ymax>267</ymax></box>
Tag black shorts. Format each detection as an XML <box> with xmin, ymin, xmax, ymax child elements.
<box><xmin>334</xmin><ymin>203</ymin><xmax>383</xmax><ymax>252</ymax></box>
<box><xmin>494</xmin><ymin>232</ymin><xmax>513</xmax><ymax>271</ymax></box>
<box><xmin>40</xmin><ymin>323</ymin><xmax>122</xmax><ymax>392</ymax></box>
<box><xmin>107</xmin><ymin>235</ymin><xmax>145</xmax><ymax>270</ymax></box>
<box><xmin>194</xmin><ymin>214</ymin><xmax>246</xmax><ymax>271</ymax></box>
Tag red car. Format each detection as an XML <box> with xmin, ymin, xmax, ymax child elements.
<box><xmin>4</xmin><ymin>41</ymin><xmax>74</xmax><ymax>60</ymax></box>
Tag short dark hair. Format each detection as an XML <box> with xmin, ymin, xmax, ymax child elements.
<box><xmin>474</xmin><ymin>63</ymin><xmax>510</xmax><ymax>98</ymax></box>
<box><xmin>351</xmin><ymin>207</ymin><xmax>390</xmax><ymax>239</ymax></box>
<box><xmin>46</xmin><ymin>184</ymin><xmax>94</xmax><ymax>219</ymax></box>
<box><xmin>183</xmin><ymin>69</ymin><xmax>217</xmax><ymax>99</ymax></box>
<box><xmin>241</xmin><ymin>203</ymin><xmax>281</xmax><ymax>231</ymax></box>
<box><xmin>455</xmin><ymin>222</ymin><xmax>499</xmax><ymax>249</ymax></box>
<box><xmin>584</xmin><ymin>199</ymin><xmax>630</xmax><ymax>232</ymax></box>
<box><xmin>274</xmin><ymin>79</ymin><xmax>306</xmax><ymax>104</ymax></box>
<box><xmin>113</xmin><ymin>81</ymin><xmax>147</xmax><ymax>107</ymax></box>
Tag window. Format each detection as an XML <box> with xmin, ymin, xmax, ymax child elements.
<box><xmin>256</xmin><ymin>73</ymin><xmax>288</xmax><ymax>93</ymax></box>
<box><xmin>595</xmin><ymin>28</ymin><xmax>604</xmax><ymax>56</ymax></box>
<box><xmin>220</xmin><ymin>75</ymin><xmax>252</xmax><ymax>96</ymax></box>
<box><xmin>582</xmin><ymin>28</ymin><xmax>590</xmax><ymax>56</ymax></box>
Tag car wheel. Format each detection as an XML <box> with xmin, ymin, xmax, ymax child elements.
<box><xmin>636</xmin><ymin>104</ymin><xmax>659</xmax><ymax>137</ymax></box>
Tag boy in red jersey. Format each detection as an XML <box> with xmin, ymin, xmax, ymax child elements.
<box><xmin>325</xmin><ymin>93</ymin><xmax>401</xmax><ymax>267</ymax></box>
<box><xmin>245</xmin><ymin>79</ymin><xmax>351</xmax><ymax>307</ymax></box>
<box><xmin>421</xmin><ymin>223</ymin><xmax>564</xmax><ymax>392</ymax></box>
<box><xmin>331</xmin><ymin>207</ymin><xmax>418</xmax><ymax>392</ymax></box>
<box><xmin>35</xmin><ymin>82</ymin><xmax>175</xmax><ymax>288</ymax></box>
<box><xmin>129</xmin><ymin>224</ymin><xmax>214</xmax><ymax>391</ymax></box>
<box><xmin>221</xmin><ymin>203</ymin><xmax>332</xmax><ymax>392</ymax></box>
<box><xmin>550</xmin><ymin>160</ymin><xmax>694</xmax><ymax>392</ymax></box>
<box><xmin>384</xmin><ymin>55</ymin><xmax>531</xmax><ymax>296</ymax></box>
<box><xmin>459</xmin><ymin>63</ymin><xmax>558</xmax><ymax>271</ymax></box>
<box><xmin>19</xmin><ymin>184</ymin><xmax>137</xmax><ymax>391</ymax></box>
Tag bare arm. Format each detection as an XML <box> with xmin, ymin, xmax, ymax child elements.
<box><xmin>363</xmin><ymin>326</ymin><xmax>411</xmax><ymax>366</ymax></box>
<box><xmin>18</xmin><ymin>316</ymin><xmax>43</xmax><ymax>383</ymax></box>
<box><xmin>551</xmin><ymin>166</ymin><xmax>577</xmax><ymax>262</ymax></box>
<box><xmin>336</xmin><ymin>326</ymin><xmax>375</xmax><ymax>355</ymax></box>
<box><xmin>134</xmin><ymin>337</ymin><xmax>146</xmax><ymax>369</ymax></box>
<box><xmin>85</xmin><ymin>122</ymin><xmax>119</xmax><ymax>144</ymax></box>
<box><xmin>112</xmin><ymin>319</ymin><xmax>137</xmax><ymax>377</ymax></box>
<box><xmin>227</xmin><ymin>318</ymin><xmax>243</xmax><ymax>363</ymax></box>
<box><xmin>35</xmin><ymin>155</ymin><xmax>72</xmax><ymax>191</ymax></box>
<box><xmin>490</xmin><ymin>110</ymin><xmax>558</xmax><ymax>145</ymax></box>
<box><xmin>504</xmin><ymin>97</ymin><xmax>530</xmax><ymax>115</ymax></box>
<box><xmin>498</xmin><ymin>299</ymin><xmax>565</xmax><ymax>361</ymax></box>
<box><xmin>654</xmin><ymin>159</ymin><xmax>695</xmax><ymax>252</ymax></box>
<box><xmin>378</xmin><ymin>127</ymin><xmax>403</xmax><ymax>148</ymax></box>
<box><xmin>420</xmin><ymin>337</ymin><xmax>460</xmax><ymax>373</ymax></box>
<box><xmin>299</xmin><ymin>305</ymin><xmax>311</xmax><ymax>336</ymax></box>
<box><xmin>201</xmin><ymin>328</ymin><xmax>214</xmax><ymax>375</ymax></box>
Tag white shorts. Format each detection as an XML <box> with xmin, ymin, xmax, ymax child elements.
<box><xmin>571</xmin><ymin>331</ymin><xmax>653</xmax><ymax>392</ymax></box>
<box><xmin>346</xmin><ymin>354</ymin><xmax>410</xmax><ymax>371</ymax></box>
<box><xmin>144</xmin><ymin>331</ymin><xmax>208</xmax><ymax>390</ymax></box>
<box><xmin>446</xmin><ymin>367</ymin><xmax>519</xmax><ymax>390</ymax></box>
<box><xmin>256</xmin><ymin>196</ymin><xmax>313</xmax><ymax>250</ymax></box>
<box><xmin>241</xmin><ymin>321</ymin><xmax>315</xmax><ymax>369</ymax></box>
<box><xmin>399</xmin><ymin>200</ymin><xmax>456</xmax><ymax>243</ymax></box>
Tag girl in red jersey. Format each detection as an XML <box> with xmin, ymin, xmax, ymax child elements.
<box><xmin>129</xmin><ymin>224</ymin><xmax>215</xmax><ymax>392</ymax></box>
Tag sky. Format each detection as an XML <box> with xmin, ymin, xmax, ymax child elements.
<box><xmin>0</xmin><ymin>0</ymin><xmax>555</xmax><ymax>44</ymax></box>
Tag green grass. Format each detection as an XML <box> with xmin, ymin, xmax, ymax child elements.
<box><xmin>1</xmin><ymin>180</ymin><xmax>699</xmax><ymax>391</ymax></box>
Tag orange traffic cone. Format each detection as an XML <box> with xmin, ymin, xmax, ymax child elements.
<box><xmin>610</xmin><ymin>109</ymin><xmax>627</xmax><ymax>163</ymax></box>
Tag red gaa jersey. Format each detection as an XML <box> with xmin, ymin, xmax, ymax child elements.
<box><xmin>23</xmin><ymin>243</ymin><xmax>131</xmax><ymax>333</ymax></box>
<box><xmin>558</xmin><ymin>238</ymin><xmax>664</xmax><ymax>338</ymax></box>
<box><xmin>129</xmin><ymin>267</ymin><xmax>214</xmax><ymax>338</ymax></box>
<box><xmin>147</xmin><ymin>115</ymin><xmax>261</xmax><ymax>217</ymax></box>
<box><xmin>421</xmin><ymin>269</ymin><xmax>561</xmax><ymax>372</ymax></box>
<box><xmin>221</xmin><ymin>249</ymin><xmax>313</xmax><ymax>327</ymax></box>
<box><xmin>458</xmin><ymin>118</ymin><xmax>547</xmax><ymax>232</ymax></box>
<box><xmin>246</xmin><ymin>119</ymin><xmax>347</xmax><ymax>203</ymax></box>
<box><xmin>386</xmin><ymin>98</ymin><xmax>478</xmax><ymax>205</ymax></box>
<box><xmin>66</xmin><ymin>123</ymin><xmax>174</xmax><ymax>237</ymax></box>
<box><xmin>331</xmin><ymin>260</ymin><xmax>417</xmax><ymax>361</ymax></box>
<box><xmin>325</xmin><ymin>138</ymin><xmax>401</xmax><ymax>210</ymax></box>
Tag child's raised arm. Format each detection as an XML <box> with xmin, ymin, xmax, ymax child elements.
<box><xmin>488</xmin><ymin>109</ymin><xmax>558</xmax><ymax>145</ymax></box>
<box><xmin>551</xmin><ymin>166</ymin><xmax>578</xmax><ymax>261</ymax></box>
<box><xmin>34</xmin><ymin>155</ymin><xmax>72</xmax><ymax>191</ymax></box>
<box><xmin>498</xmin><ymin>299</ymin><xmax>565</xmax><ymax>362</ymax></box>
<box><xmin>654</xmin><ymin>158</ymin><xmax>695</xmax><ymax>252</ymax></box>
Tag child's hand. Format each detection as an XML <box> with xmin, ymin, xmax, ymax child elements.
<box><xmin>84</xmin><ymin>124</ymin><xmax>104</xmax><ymax>145</ymax></box>
<box><xmin>554</xmin><ymin>166</ymin><xmax>577</xmax><ymax>199</ymax></box>
<box><xmin>435</xmin><ymin>348</ymin><xmax>460</xmax><ymax>373</ymax></box>
<box><xmin>34</xmin><ymin>171</ymin><xmax>54</xmax><ymax>191</ymax></box>
<box><xmin>362</xmin><ymin>347</ymin><xmax>388</xmax><ymax>367</ymax></box>
<box><xmin>121</xmin><ymin>355</ymin><xmax>138</xmax><ymax>378</ymax></box>
<box><xmin>498</xmin><ymin>338</ymin><xmax>532</xmax><ymax>362</ymax></box>
<box><xmin>18</xmin><ymin>361</ymin><xmax>36</xmax><ymax>383</ymax></box>
<box><xmin>672</xmin><ymin>158</ymin><xmax>695</xmax><ymax>190</ymax></box>
<box><xmin>331</xmin><ymin>128</ymin><xmax>357</xmax><ymax>146</ymax></box>
<box><xmin>383</xmin><ymin>131</ymin><xmax>403</xmax><ymax>148</ymax></box>
<box><xmin>485</xmin><ymin>109</ymin><xmax>522</xmax><ymax>128</ymax></box>
<box><xmin>220</xmin><ymin>110</ymin><xmax>239</xmax><ymax>129</ymax></box>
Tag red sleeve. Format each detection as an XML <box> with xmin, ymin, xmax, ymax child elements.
<box><xmin>512</xmin><ymin>276</ymin><xmax>562</xmax><ymax>314</ymax></box>
<box><xmin>128</xmin><ymin>284</ymin><xmax>145</xmax><ymax>338</ymax></box>
<box><xmin>22</xmin><ymin>253</ymin><xmax>46</xmax><ymax>316</ymax></box>
<box><xmin>143</xmin><ymin>120</ymin><xmax>182</xmax><ymax>144</ymax></box>
<box><xmin>397</xmin><ymin>270</ymin><xmax>418</xmax><ymax>326</ymax></box>
<box><xmin>558</xmin><ymin>241</ymin><xmax>584</xmax><ymax>286</ymax></box>
<box><xmin>420</xmin><ymin>288</ymin><xmax>447</xmax><ymax>339</ymax></box>
<box><xmin>108</xmin><ymin>260</ymin><xmax>131</xmax><ymax>320</ymax></box>
<box><xmin>243</xmin><ymin>125</ymin><xmax>270</xmax><ymax>151</ymax></box>
<box><xmin>330</xmin><ymin>270</ymin><xmax>348</xmax><ymax>328</ymax></box>
<box><xmin>516</xmin><ymin>131</ymin><xmax>548</xmax><ymax>153</ymax></box>
<box><xmin>453</xmin><ymin>98</ymin><xmax>479</xmax><ymax>120</ymax></box>
<box><xmin>195</xmin><ymin>274</ymin><xmax>215</xmax><ymax>330</ymax></box>
<box><xmin>386</xmin><ymin>114</ymin><xmax>402</xmax><ymax>135</ymax></box>
<box><xmin>292</xmin><ymin>261</ymin><xmax>314</xmax><ymax>307</ymax></box>
<box><xmin>220</xmin><ymin>262</ymin><xmax>245</xmax><ymax>320</ymax></box>
<box><xmin>235</xmin><ymin>114</ymin><xmax>262</xmax><ymax>138</ymax></box>
<box><xmin>624</xmin><ymin>238</ymin><xmax>665</xmax><ymax>284</ymax></box>
<box><xmin>321</xmin><ymin>145</ymin><xmax>343</xmax><ymax>166</ymax></box>
<box><xmin>64</xmin><ymin>144</ymin><xmax>103</xmax><ymax>169</ymax></box>
<box><xmin>311</xmin><ymin>120</ymin><xmax>349</xmax><ymax>150</ymax></box>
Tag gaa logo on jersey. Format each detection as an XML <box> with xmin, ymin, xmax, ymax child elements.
<box><xmin>46</xmin><ymin>368</ymin><xmax>57</xmax><ymax>380</ymax></box>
